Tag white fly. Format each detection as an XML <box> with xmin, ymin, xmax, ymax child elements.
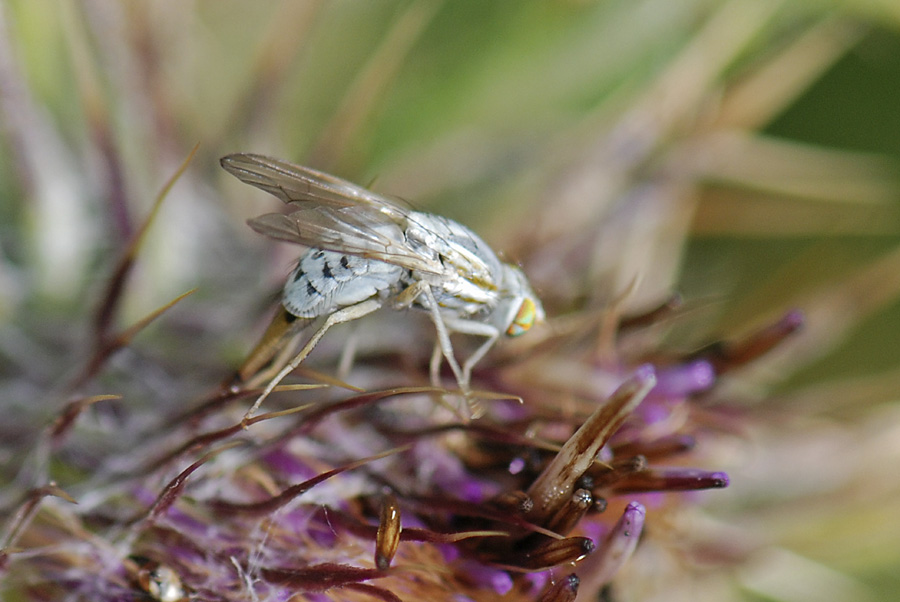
<box><xmin>221</xmin><ymin>153</ymin><xmax>544</xmax><ymax>420</ymax></box>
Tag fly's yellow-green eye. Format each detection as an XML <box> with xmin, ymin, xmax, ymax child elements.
<box><xmin>506</xmin><ymin>298</ymin><xmax>537</xmax><ymax>337</ymax></box>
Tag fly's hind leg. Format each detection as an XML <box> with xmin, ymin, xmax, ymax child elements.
<box><xmin>336</xmin><ymin>322</ymin><xmax>361</xmax><ymax>382</ymax></box>
<box><xmin>242</xmin><ymin>298</ymin><xmax>383</xmax><ymax>426</ymax></box>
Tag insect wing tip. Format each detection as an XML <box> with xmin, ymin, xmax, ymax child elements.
<box><xmin>219</xmin><ymin>153</ymin><xmax>253</xmax><ymax>182</ymax></box>
<box><xmin>219</xmin><ymin>152</ymin><xmax>248</xmax><ymax>172</ymax></box>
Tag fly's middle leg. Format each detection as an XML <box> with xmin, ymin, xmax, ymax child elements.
<box><xmin>394</xmin><ymin>282</ymin><xmax>466</xmax><ymax>392</ymax></box>
<box><xmin>394</xmin><ymin>282</ymin><xmax>484</xmax><ymax>419</ymax></box>
<box><xmin>429</xmin><ymin>341</ymin><xmax>443</xmax><ymax>389</ymax></box>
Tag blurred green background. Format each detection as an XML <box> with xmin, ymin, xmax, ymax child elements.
<box><xmin>1</xmin><ymin>1</ymin><xmax>899</xmax><ymax>600</ymax></box>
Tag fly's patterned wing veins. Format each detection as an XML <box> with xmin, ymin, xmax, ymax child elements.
<box><xmin>222</xmin><ymin>154</ymin><xmax>444</xmax><ymax>275</ymax></box>
<box><xmin>220</xmin><ymin>153</ymin><xmax>410</xmax><ymax>218</ymax></box>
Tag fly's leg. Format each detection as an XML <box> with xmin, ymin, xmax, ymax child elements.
<box><xmin>426</xmin><ymin>336</ymin><xmax>484</xmax><ymax>420</ymax></box>
<box><xmin>394</xmin><ymin>282</ymin><xmax>467</xmax><ymax>394</ymax></box>
<box><xmin>395</xmin><ymin>282</ymin><xmax>484</xmax><ymax>419</ymax></box>
<box><xmin>242</xmin><ymin>298</ymin><xmax>383</xmax><ymax>426</ymax></box>
<box><xmin>429</xmin><ymin>341</ymin><xmax>443</xmax><ymax>389</ymax></box>
<box><xmin>442</xmin><ymin>318</ymin><xmax>503</xmax><ymax>420</ymax></box>
<box><xmin>336</xmin><ymin>322</ymin><xmax>361</xmax><ymax>382</ymax></box>
<box><xmin>422</xmin><ymin>286</ymin><xmax>469</xmax><ymax>393</ymax></box>
<box><xmin>442</xmin><ymin>317</ymin><xmax>501</xmax><ymax>388</ymax></box>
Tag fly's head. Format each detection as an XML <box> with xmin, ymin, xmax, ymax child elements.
<box><xmin>494</xmin><ymin>264</ymin><xmax>544</xmax><ymax>338</ymax></box>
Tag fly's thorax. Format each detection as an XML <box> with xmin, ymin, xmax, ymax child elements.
<box><xmin>404</xmin><ymin>211</ymin><xmax>505</xmax><ymax>314</ymax></box>
<box><xmin>405</xmin><ymin>211</ymin><xmax>503</xmax><ymax>285</ymax></box>
<box><xmin>282</xmin><ymin>248</ymin><xmax>404</xmax><ymax>318</ymax></box>
<box><xmin>490</xmin><ymin>264</ymin><xmax>545</xmax><ymax>337</ymax></box>
<box><xmin>396</xmin><ymin>269</ymin><xmax>493</xmax><ymax>319</ymax></box>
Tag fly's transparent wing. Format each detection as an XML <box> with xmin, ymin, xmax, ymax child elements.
<box><xmin>221</xmin><ymin>153</ymin><xmax>410</xmax><ymax>220</ymax></box>
<box><xmin>223</xmin><ymin>153</ymin><xmax>444</xmax><ymax>274</ymax></box>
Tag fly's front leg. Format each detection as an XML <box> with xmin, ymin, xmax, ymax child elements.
<box><xmin>442</xmin><ymin>318</ymin><xmax>503</xmax><ymax>419</ymax></box>
<box><xmin>443</xmin><ymin>317</ymin><xmax>501</xmax><ymax>388</ymax></box>
<box><xmin>242</xmin><ymin>298</ymin><xmax>383</xmax><ymax>426</ymax></box>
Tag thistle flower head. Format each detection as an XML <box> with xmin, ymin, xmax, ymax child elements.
<box><xmin>2</xmin><ymin>3</ymin><xmax>900</xmax><ymax>602</ymax></box>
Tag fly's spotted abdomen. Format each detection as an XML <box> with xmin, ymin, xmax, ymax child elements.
<box><xmin>283</xmin><ymin>249</ymin><xmax>404</xmax><ymax>318</ymax></box>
